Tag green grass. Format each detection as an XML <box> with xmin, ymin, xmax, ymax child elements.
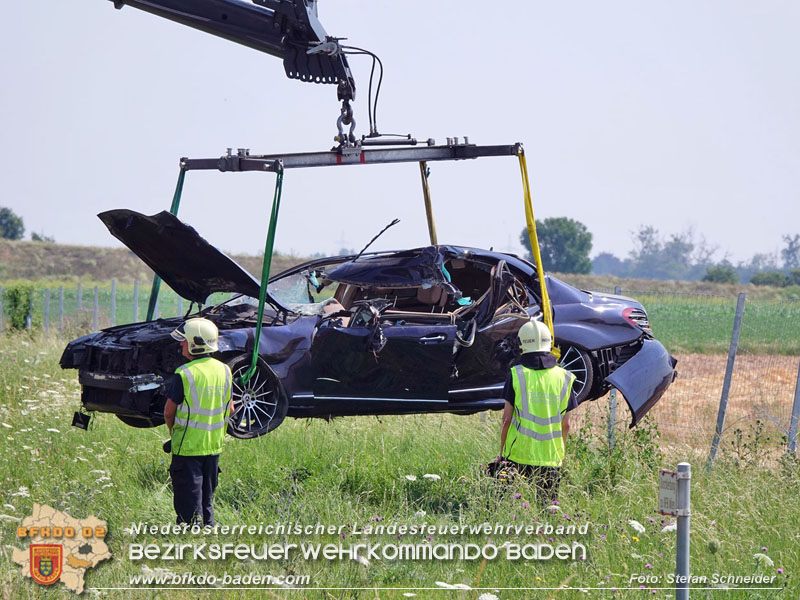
<box><xmin>0</xmin><ymin>332</ymin><xmax>796</xmax><ymax>599</ymax></box>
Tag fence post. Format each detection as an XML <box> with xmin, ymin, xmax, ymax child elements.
<box><xmin>26</xmin><ymin>290</ymin><xmax>33</xmax><ymax>331</ymax></box>
<box><xmin>110</xmin><ymin>279</ymin><xmax>117</xmax><ymax>327</ymax></box>
<box><xmin>707</xmin><ymin>292</ymin><xmax>746</xmax><ymax>469</ymax></box>
<box><xmin>93</xmin><ymin>286</ymin><xmax>99</xmax><ymax>333</ymax></box>
<box><xmin>59</xmin><ymin>286</ymin><xmax>64</xmax><ymax>330</ymax></box>
<box><xmin>44</xmin><ymin>289</ymin><xmax>51</xmax><ymax>334</ymax></box>
<box><xmin>607</xmin><ymin>285</ymin><xmax>622</xmax><ymax>450</ymax></box>
<box><xmin>77</xmin><ymin>281</ymin><xmax>83</xmax><ymax>310</ymax></box>
<box><xmin>133</xmin><ymin>280</ymin><xmax>139</xmax><ymax>323</ymax></box>
<box><xmin>675</xmin><ymin>462</ymin><xmax>692</xmax><ymax>600</ymax></box>
<box><xmin>788</xmin><ymin>360</ymin><xmax>800</xmax><ymax>455</ymax></box>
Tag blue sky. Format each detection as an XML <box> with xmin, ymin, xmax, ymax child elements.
<box><xmin>2</xmin><ymin>1</ymin><xmax>799</xmax><ymax>263</ymax></box>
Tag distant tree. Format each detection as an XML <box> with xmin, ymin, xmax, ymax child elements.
<box><xmin>789</xmin><ymin>269</ymin><xmax>800</xmax><ymax>287</ymax></box>
<box><xmin>592</xmin><ymin>252</ymin><xmax>629</xmax><ymax>277</ymax></box>
<box><xmin>627</xmin><ymin>226</ymin><xmax>695</xmax><ymax>280</ymax></box>
<box><xmin>31</xmin><ymin>231</ymin><xmax>55</xmax><ymax>243</ymax></box>
<box><xmin>519</xmin><ymin>217</ymin><xmax>593</xmax><ymax>274</ymax></box>
<box><xmin>0</xmin><ymin>207</ymin><xmax>24</xmax><ymax>240</ymax></box>
<box><xmin>750</xmin><ymin>271</ymin><xmax>788</xmax><ymax>287</ymax></box>
<box><xmin>781</xmin><ymin>234</ymin><xmax>800</xmax><ymax>270</ymax></box>
<box><xmin>702</xmin><ymin>265</ymin><xmax>738</xmax><ymax>284</ymax></box>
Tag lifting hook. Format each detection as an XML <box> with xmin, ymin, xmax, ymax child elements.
<box><xmin>336</xmin><ymin>99</ymin><xmax>357</xmax><ymax>146</ymax></box>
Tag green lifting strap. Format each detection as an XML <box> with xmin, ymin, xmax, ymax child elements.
<box><xmin>146</xmin><ymin>167</ymin><xmax>186</xmax><ymax>321</ymax></box>
<box><xmin>239</xmin><ymin>162</ymin><xmax>284</xmax><ymax>386</ymax></box>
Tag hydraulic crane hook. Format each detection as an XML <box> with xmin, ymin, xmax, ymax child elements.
<box><xmin>335</xmin><ymin>99</ymin><xmax>357</xmax><ymax>147</ymax></box>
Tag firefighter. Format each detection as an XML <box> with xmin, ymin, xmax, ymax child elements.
<box><xmin>498</xmin><ymin>319</ymin><xmax>577</xmax><ymax>501</ymax></box>
<box><xmin>163</xmin><ymin>318</ymin><xmax>233</xmax><ymax>526</ymax></box>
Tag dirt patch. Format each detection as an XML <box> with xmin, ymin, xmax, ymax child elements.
<box><xmin>570</xmin><ymin>353</ymin><xmax>799</xmax><ymax>448</ymax></box>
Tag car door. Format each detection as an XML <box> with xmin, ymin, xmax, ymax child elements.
<box><xmin>311</xmin><ymin>313</ymin><xmax>457</xmax><ymax>403</ymax></box>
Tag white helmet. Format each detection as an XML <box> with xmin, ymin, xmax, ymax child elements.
<box><xmin>518</xmin><ymin>319</ymin><xmax>552</xmax><ymax>354</ymax></box>
<box><xmin>170</xmin><ymin>318</ymin><xmax>219</xmax><ymax>355</ymax></box>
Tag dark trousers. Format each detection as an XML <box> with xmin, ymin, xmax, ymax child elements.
<box><xmin>169</xmin><ymin>454</ymin><xmax>220</xmax><ymax>526</ymax></box>
<box><xmin>516</xmin><ymin>463</ymin><xmax>561</xmax><ymax>503</ymax></box>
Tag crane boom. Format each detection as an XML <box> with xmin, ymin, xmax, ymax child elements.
<box><xmin>110</xmin><ymin>0</ymin><xmax>356</xmax><ymax>101</ymax></box>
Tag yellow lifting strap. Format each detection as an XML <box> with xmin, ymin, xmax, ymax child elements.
<box><xmin>517</xmin><ymin>149</ymin><xmax>560</xmax><ymax>359</ymax></box>
<box><xmin>418</xmin><ymin>161</ymin><xmax>438</xmax><ymax>245</ymax></box>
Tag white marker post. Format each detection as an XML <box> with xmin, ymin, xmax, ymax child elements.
<box><xmin>659</xmin><ymin>463</ymin><xmax>691</xmax><ymax>600</ymax></box>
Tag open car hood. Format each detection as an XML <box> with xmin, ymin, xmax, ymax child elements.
<box><xmin>324</xmin><ymin>246</ymin><xmax>448</xmax><ymax>288</ymax></box>
<box><xmin>98</xmin><ymin>209</ymin><xmax>261</xmax><ymax>304</ymax></box>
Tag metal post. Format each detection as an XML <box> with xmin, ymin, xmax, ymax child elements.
<box><xmin>153</xmin><ymin>294</ymin><xmax>160</xmax><ymax>319</ymax></box>
<box><xmin>58</xmin><ymin>286</ymin><xmax>64</xmax><ymax>330</ymax></box>
<box><xmin>418</xmin><ymin>161</ymin><xmax>438</xmax><ymax>245</ymax></box>
<box><xmin>608</xmin><ymin>285</ymin><xmax>621</xmax><ymax>450</ymax></box>
<box><xmin>44</xmin><ymin>289</ymin><xmax>50</xmax><ymax>334</ymax></box>
<box><xmin>110</xmin><ymin>279</ymin><xmax>117</xmax><ymax>326</ymax></box>
<box><xmin>788</xmin><ymin>360</ymin><xmax>800</xmax><ymax>455</ymax></box>
<box><xmin>707</xmin><ymin>292</ymin><xmax>746</xmax><ymax>468</ymax></box>
<box><xmin>133</xmin><ymin>280</ymin><xmax>139</xmax><ymax>323</ymax></box>
<box><xmin>26</xmin><ymin>291</ymin><xmax>33</xmax><ymax>331</ymax></box>
<box><xmin>93</xmin><ymin>286</ymin><xmax>99</xmax><ymax>332</ymax></box>
<box><xmin>675</xmin><ymin>462</ymin><xmax>691</xmax><ymax>600</ymax></box>
<box><xmin>77</xmin><ymin>282</ymin><xmax>83</xmax><ymax>310</ymax></box>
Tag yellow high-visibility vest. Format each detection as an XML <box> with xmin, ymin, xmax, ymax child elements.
<box><xmin>171</xmin><ymin>357</ymin><xmax>232</xmax><ymax>456</ymax></box>
<box><xmin>503</xmin><ymin>364</ymin><xmax>574</xmax><ymax>467</ymax></box>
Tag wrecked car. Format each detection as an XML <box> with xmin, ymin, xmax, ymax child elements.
<box><xmin>60</xmin><ymin>210</ymin><xmax>677</xmax><ymax>438</ymax></box>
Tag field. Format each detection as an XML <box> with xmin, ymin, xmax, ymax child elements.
<box><xmin>0</xmin><ymin>332</ymin><xmax>797</xmax><ymax>598</ymax></box>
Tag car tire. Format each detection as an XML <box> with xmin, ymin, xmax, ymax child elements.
<box><xmin>557</xmin><ymin>345</ymin><xmax>594</xmax><ymax>404</ymax></box>
<box><xmin>225</xmin><ymin>354</ymin><xmax>288</xmax><ymax>439</ymax></box>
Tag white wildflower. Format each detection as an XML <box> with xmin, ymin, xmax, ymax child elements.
<box><xmin>753</xmin><ymin>553</ymin><xmax>774</xmax><ymax>568</ymax></box>
<box><xmin>423</xmin><ymin>474</ymin><xmax>441</xmax><ymax>481</ymax></box>
<box><xmin>628</xmin><ymin>519</ymin><xmax>646</xmax><ymax>534</ymax></box>
<box><xmin>404</xmin><ymin>475</ymin><xmax>417</xmax><ymax>481</ymax></box>
<box><xmin>402</xmin><ymin>594</ymin><xmax>416</xmax><ymax>598</ymax></box>
<box><xmin>353</xmin><ymin>553</ymin><xmax>370</xmax><ymax>567</ymax></box>
<box><xmin>11</xmin><ymin>487</ymin><xmax>30</xmax><ymax>498</ymax></box>
<box><xmin>0</xmin><ymin>514</ymin><xmax>20</xmax><ymax>522</ymax></box>
<box><xmin>1</xmin><ymin>423</ymin><xmax>11</xmax><ymax>429</ymax></box>
<box><xmin>662</xmin><ymin>523</ymin><xmax>677</xmax><ymax>533</ymax></box>
<box><xmin>95</xmin><ymin>476</ymin><xmax>111</xmax><ymax>483</ymax></box>
<box><xmin>102</xmin><ymin>483</ymin><xmax>114</xmax><ymax>489</ymax></box>
<box><xmin>3</xmin><ymin>504</ymin><xmax>14</xmax><ymax>512</ymax></box>
<box><xmin>90</xmin><ymin>469</ymin><xmax>108</xmax><ymax>475</ymax></box>
<box><xmin>478</xmin><ymin>595</ymin><xmax>499</xmax><ymax>600</ymax></box>
<box><xmin>452</xmin><ymin>583</ymin><xmax>471</xmax><ymax>590</ymax></box>
<box><xmin>414</xmin><ymin>510</ymin><xmax>427</xmax><ymax>518</ymax></box>
<box><xmin>435</xmin><ymin>582</ymin><xmax>456</xmax><ymax>589</ymax></box>
<box><xmin>46</xmin><ymin>428</ymin><xmax>60</xmax><ymax>433</ymax></box>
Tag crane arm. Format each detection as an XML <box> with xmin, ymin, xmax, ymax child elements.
<box><xmin>110</xmin><ymin>0</ymin><xmax>356</xmax><ymax>101</ymax></box>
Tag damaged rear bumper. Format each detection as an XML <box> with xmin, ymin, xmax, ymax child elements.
<box><xmin>605</xmin><ymin>339</ymin><xmax>678</xmax><ymax>428</ymax></box>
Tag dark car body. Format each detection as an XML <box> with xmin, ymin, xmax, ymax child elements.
<box><xmin>60</xmin><ymin>210</ymin><xmax>677</xmax><ymax>437</ymax></box>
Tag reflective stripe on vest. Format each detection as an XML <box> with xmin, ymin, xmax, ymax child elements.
<box><xmin>171</xmin><ymin>357</ymin><xmax>232</xmax><ymax>456</ymax></box>
<box><xmin>503</xmin><ymin>364</ymin><xmax>574</xmax><ymax>467</ymax></box>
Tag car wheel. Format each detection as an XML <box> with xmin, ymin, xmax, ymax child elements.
<box><xmin>225</xmin><ymin>354</ymin><xmax>288</xmax><ymax>439</ymax></box>
<box><xmin>557</xmin><ymin>345</ymin><xmax>594</xmax><ymax>404</ymax></box>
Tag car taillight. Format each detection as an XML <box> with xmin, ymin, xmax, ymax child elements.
<box><xmin>623</xmin><ymin>307</ymin><xmax>652</xmax><ymax>335</ymax></box>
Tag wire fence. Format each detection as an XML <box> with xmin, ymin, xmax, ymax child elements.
<box><xmin>566</xmin><ymin>288</ymin><xmax>800</xmax><ymax>462</ymax></box>
<box><xmin>2</xmin><ymin>280</ymin><xmax>799</xmax><ymax>460</ymax></box>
